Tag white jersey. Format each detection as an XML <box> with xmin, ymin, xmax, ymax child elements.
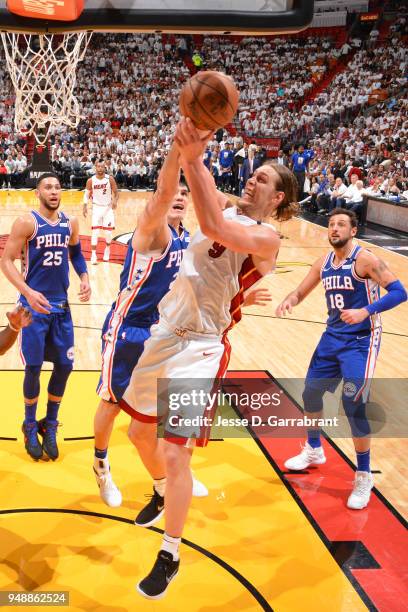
<box><xmin>91</xmin><ymin>174</ymin><xmax>112</xmax><ymax>207</ymax></box>
<box><xmin>159</xmin><ymin>207</ymin><xmax>275</xmax><ymax>336</ymax></box>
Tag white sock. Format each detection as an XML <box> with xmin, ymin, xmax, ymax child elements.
<box><xmin>161</xmin><ymin>533</ymin><xmax>181</xmax><ymax>561</ymax></box>
<box><xmin>153</xmin><ymin>477</ymin><xmax>166</xmax><ymax>497</ymax></box>
<box><xmin>94</xmin><ymin>456</ymin><xmax>109</xmax><ymax>472</ymax></box>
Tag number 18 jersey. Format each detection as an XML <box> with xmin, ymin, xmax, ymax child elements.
<box><xmin>20</xmin><ymin>210</ymin><xmax>72</xmax><ymax>312</ymax></box>
<box><xmin>321</xmin><ymin>244</ymin><xmax>381</xmax><ymax>335</ymax></box>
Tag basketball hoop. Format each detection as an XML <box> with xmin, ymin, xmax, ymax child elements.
<box><xmin>0</xmin><ymin>32</ymin><xmax>92</xmax><ymax>146</ymax></box>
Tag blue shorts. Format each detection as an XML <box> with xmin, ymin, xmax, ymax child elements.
<box><xmin>97</xmin><ymin>311</ymin><xmax>151</xmax><ymax>403</ymax></box>
<box><xmin>305</xmin><ymin>327</ymin><xmax>381</xmax><ymax>403</ymax></box>
<box><xmin>20</xmin><ymin>309</ymin><xmax>74</xmax><ymax>366</ymax></box>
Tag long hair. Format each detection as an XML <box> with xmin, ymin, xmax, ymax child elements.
<box><xmin>265</xmin><ymin>162</ymin><xmax>299</xmax><ymax>222</ymax></box>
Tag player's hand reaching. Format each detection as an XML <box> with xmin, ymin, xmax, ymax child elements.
<box><xmin>6</xmin><ymin>304</ymin><xmax>32</xmax><ymax>330</ymax></box>
<box><xmin>243</xmin><ymin>288</ymin><xmax>272</xmax><ymax>307</ymax></box>
<box><xmin>78</xmin><ymin>279</ymin><xmax>91</xmax><ymax>302</ymax></box>
<box><xmin>275</xmin><ymin>296</ymin><xmax>297</xmax><ymax>317</ymax></box>
<box><xmin>175</xmin><ymin>117</ymin><xmax>213</xmax><ymax>163</ymax></box>
<box><xmin>24</xmin><ymin>289</ymin><xmax>51</xmax><ymax>314</ymax></box>
<box><xmin>340</xmin><ymin>308</ymin><xmax>369</xmax><ymax>325</ymax></box>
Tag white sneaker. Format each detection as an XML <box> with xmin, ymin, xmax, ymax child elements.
<box><xmin>347</xmin><ymin>471</ymin><xmax>374</xmax><ymax>510</ymax></box>
<box><xmin>91</xmin><ymin>251</ymin><xmax>98</xmax><ymax>265</ymax></box>
<box><xmin>192</xmin><ymin>474</ymin><xmax>208</xmax><ymax>497</ymax></box>
<box><xmin>94</xmin><ymin>459</ymin><xmax>122</xmax><ymax>507</ymax></box>
<box><xmin>284</xmin><ymin>442</ymin><xmax>326</xmax><ymax>471</ymax></box>
<box><xmin>103</xmin><ymin>246</ymin><xmax>110</xmax><ymax>262</ymax></box>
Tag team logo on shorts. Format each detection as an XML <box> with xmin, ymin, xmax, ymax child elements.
<box><xmin>67</xmin><ymin>347</ymin><xmax>75</xmax><ymax>361</ymax></box>
<box><xmin>343</xmin><ymin>382</ymin><xmax>357</xmax><ymax>397</ymax></box>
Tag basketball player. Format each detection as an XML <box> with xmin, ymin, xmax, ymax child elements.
<box><xmin>93</xmin><ymin>143</ymin><xmax>267</xmax><ymax>507</ymax></box>
<box><xmin>93</xmin><ymin>143</ymin><xmax>202</xmax><ymax>506</ymax></box>
<box><xmin>276</xmin><ymin>209</ymin><xmax>407</xmax><ymax>509</ymax></box>
<box><xmin>0</xmin><ymin>173</ymin><xmax>91</xmax><ymax>461</ymax></box>
<box><xmin>0</xmin><ymin>305</ymin><xmax>32</xmax><ymax>356</ymax></box>
<box><xmin>120</xmin><ymin>118</ymin><xmax>298</xmax><ymax>599</ymax></box>
<box><xmin>83</xmin><ymin>160</ymin><xmax>119</xmax><ymax>265</ymax></box>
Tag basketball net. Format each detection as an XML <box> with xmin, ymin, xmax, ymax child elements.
<box><xmin>1</xmin><ymin>32</ymin><xmax>92</xmax><ymax>146</ymax></box>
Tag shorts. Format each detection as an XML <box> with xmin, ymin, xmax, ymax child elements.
<box><xmin>305</xmin><ymin>327</ymin><xmax>382</xmax><ymax>403</ymax></box>
<box><xmin>92</xmin><ymin>205</ymin><xmax>115</xmax><ymax>231</ymax></box>
<box><xmin>20</xmin><ymin>309</ymin><xmax>74</xmax><ymax>366</ymax></box>
<box><xmin>97</xmin><ymin>310</ymin><xmax>151</xmax><ymax>403</ymax></box>
<box><xmin>120</xmin><ymin>321</ymin><xmax>231</xmax><ymax>447</ymax></box>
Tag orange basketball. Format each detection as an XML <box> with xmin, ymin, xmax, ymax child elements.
<box><xmin>179</xmin><ymin>70</ymin><xmax>239</xmax><ymax>131</ymax></box>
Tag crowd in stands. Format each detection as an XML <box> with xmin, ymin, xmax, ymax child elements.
<box><xmin>0</xmin><ymin>9</ymin><xmax>405</xmax><ymax>222</ymax></box>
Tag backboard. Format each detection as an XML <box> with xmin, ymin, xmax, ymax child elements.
<box><xmin>0</xmin><ymin>0</ymin><xmax>314</xmax><ymax>34</ymax></box>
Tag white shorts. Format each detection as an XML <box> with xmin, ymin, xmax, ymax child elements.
<box><xmin>120</xmin><ymin>321</ymin><xmax>231</xmax><ymax>447</ymax></box>
<box><xmin>92</xmin><ymin>205</ymin><xmax>115</xmax><ymax>231</ymax></box>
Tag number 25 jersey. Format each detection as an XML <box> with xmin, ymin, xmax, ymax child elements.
<box><xmin>20</xmin><ymin>210</ymin><xmax>72</xmax><ymax>311</ymax></box>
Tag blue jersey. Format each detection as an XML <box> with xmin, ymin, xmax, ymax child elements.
<box><xmin>219</xmin><ymin>149</ymin><xmax>234</xmax><ymax>169</ymax></box>
<box><xmin>292</xmin><ymin>149</ymin><xmax>314</xmax><ymax>173</ymax></box>
<box><xmin>21</xmin><ymin>210</ymin><xmax>72</xmax><ymax>313</ymax></box>
<box><xmin>111</xmin><ymin>224</ymin><xmax>190</xmax><ymax>327</ymax></box>
<box><xmin>321</xmin><ymin>244</ymin><xmax>381</xmax><ymax>335</ymax></box>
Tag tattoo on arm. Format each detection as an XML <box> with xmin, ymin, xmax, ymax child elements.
<box><xmin>371</xmin><ymin>259</ymin><xmax>388</xmax><ymax>278</ymax></box>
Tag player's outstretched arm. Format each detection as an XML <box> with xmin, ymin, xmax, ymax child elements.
<box><xmin>0</xmin><ymin>216</ymin><xmax>51</xmax><ymax>314</ymax></box>
<box><xmin>0</xmin><ymin>305</ymin><xmax>32</xmax><ymax>355</ymax></box>
<box><xmin>68</xmin><ymin>217</ymin><xmax>91</xmax><ymax>302</ymax></box>
<box><xmin>275</xmin><ymin>257</ymin><xmax>324</xmax><ymax>317</ymax></box>
<box><xmin>176</xmin><ymin>118</ymin><xmax>279</xmax><ymax>262</ymax></box>
<box><xmin>340</xmin><ymin>251</ymin><xmax>407</xmax><ymax>325</ymax></box>
<box><xmin>132</xmin><ymin>142</ymin><xmax>181</xmax><ymax>254</ymax></box>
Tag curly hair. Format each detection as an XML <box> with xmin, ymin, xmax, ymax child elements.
<box><xmin>264</xmin><ymin>162</ymin><xmax>299</xmax><ymax>222</ymax></box>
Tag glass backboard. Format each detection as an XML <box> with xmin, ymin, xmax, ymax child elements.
<box><xmin>0</xmin><ymin>0</ymin><xmax>314</xmax><ymax>34</ymax></box>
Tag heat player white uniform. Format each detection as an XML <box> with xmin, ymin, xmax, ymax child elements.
<box><xmin>91</xmin><ymin>174</ymin><xmax>115</xmax><ymax>231</ymax></box>
<box><xmin>121</xmin><ymin>207</ymin><xmax>275</xmax><ymax>446</ymax></box>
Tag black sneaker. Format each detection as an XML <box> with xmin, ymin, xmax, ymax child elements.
<box><xmin>135</xmin><ymin>488</ymin><xmax>164</xmax><ymax>527</ymax></box>
<box><xmin>136</xmin><ymin>550</ymin><xmax>179</xmax><ymax>600</ymax></box>
<box><xmin>37</xmin><ymin>418</ymin><xmax>59</xmax><ymax>461</ymax></box>
<box><xmin>22</xmin><ymin>421</ymin><xmax>43</xmax><ymax>461</ymax></box>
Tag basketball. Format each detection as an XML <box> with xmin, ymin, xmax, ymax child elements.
<box><xmin>179</xmin><ymin>70</ymin><xmax>239</xmax><ymax>131</ymax></box>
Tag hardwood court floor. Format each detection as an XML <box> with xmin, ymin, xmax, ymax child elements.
<box><xmin>0</xmin><ymin>189</ymin><xmax>407</xmax><ymax>611</ymax></box>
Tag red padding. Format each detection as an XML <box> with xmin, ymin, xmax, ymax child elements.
<box><xmin>7</xmin><ymin>0</ymin><xmax>84</xmax><ymax>22</ymax></box>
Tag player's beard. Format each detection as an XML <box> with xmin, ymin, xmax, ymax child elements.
<box><xmin>329</xmin><ymin>236</ymin><xmax>350</xmax><ymax>248</ymax></box>
<box><xmin>41</xmin><ymin>198</ymin><xmax>61</xmax><ymax>211</ymax></box>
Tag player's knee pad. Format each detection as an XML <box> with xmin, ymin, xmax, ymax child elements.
<box><xmin>105</xmin><ymin>230</ymin><xmax>113</xmax><ymax>245</ymax></box>
<box><xmin>23</xmin><ymin>365</ymin><xmax>42</xmax><ymax>400</ymax></box>
<box><xmin>342</xmin><ymin>392</ymin><xmax>371</xmax><ymax>438</ymax></box>
<box><xmin>91</xmin><ymin>229</ymin><xmax>99</xmax><ymax>246</ymax></box>
<box><xmin>48</xmin><ymin>364</ymin><xmax>73</xmax><ymax>397</ymax></box>
<box><xmin>302</xmin><ymin>384</ymin><xmax>324</xmax><ymax>414</ymax></box>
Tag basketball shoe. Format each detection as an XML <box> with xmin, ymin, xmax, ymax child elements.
<box><xmin>135</xmin><ymin>474</ymin><xmax>208</xmax><ymax>527</ymax></box>
<box><xmin>93</xmin><ymin>458</ymin><xmax>122</xmax><ymax>507</ymax></box>
<box><xmin>137</xmin><ymin>550</ymin><xmax>179</xmax><ymax>599</ymax></box>
<box><xmin>284</xmin><ymin>442</ymin><xmax>326</xmax><ymax>470</ymax></box>
<box><xmin>347</xmin><ymin>471</ymin><xmax>374</xmax><ymax>510</ymax></box>
<box><xmin>22</xmin><ymin>421</ymin><xmax>43</xmax><ymax>461</ymax></box>
<box><xmin>135</xmin><ymin>487</ymin><xmax>164</xmax><ymax>527</ymax></box>
<box><xmin>37</xmin><ymin>418</ymin><xmax>59</xmax><ymax>460</ymax></box>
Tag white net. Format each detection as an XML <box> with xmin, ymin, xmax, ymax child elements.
<box><xmin>0</xmin><ymin>32</ymin><xmax>92</xmax><ymax>146</ymax></box>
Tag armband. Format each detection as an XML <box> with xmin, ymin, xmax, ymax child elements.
<box><xmin>83</xmin><ymin>190</ymin><xmax>90</xmax><ymax>204</ymax></box>
<box><xmin>69</xmin><ymin>242</ymin><xmax>88</xmax><ymax>277</ymax></box>
<box><xmin>365</xmin><ymin>280</ymin><xmax>407</xmax><ymax>316</ymax></box>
